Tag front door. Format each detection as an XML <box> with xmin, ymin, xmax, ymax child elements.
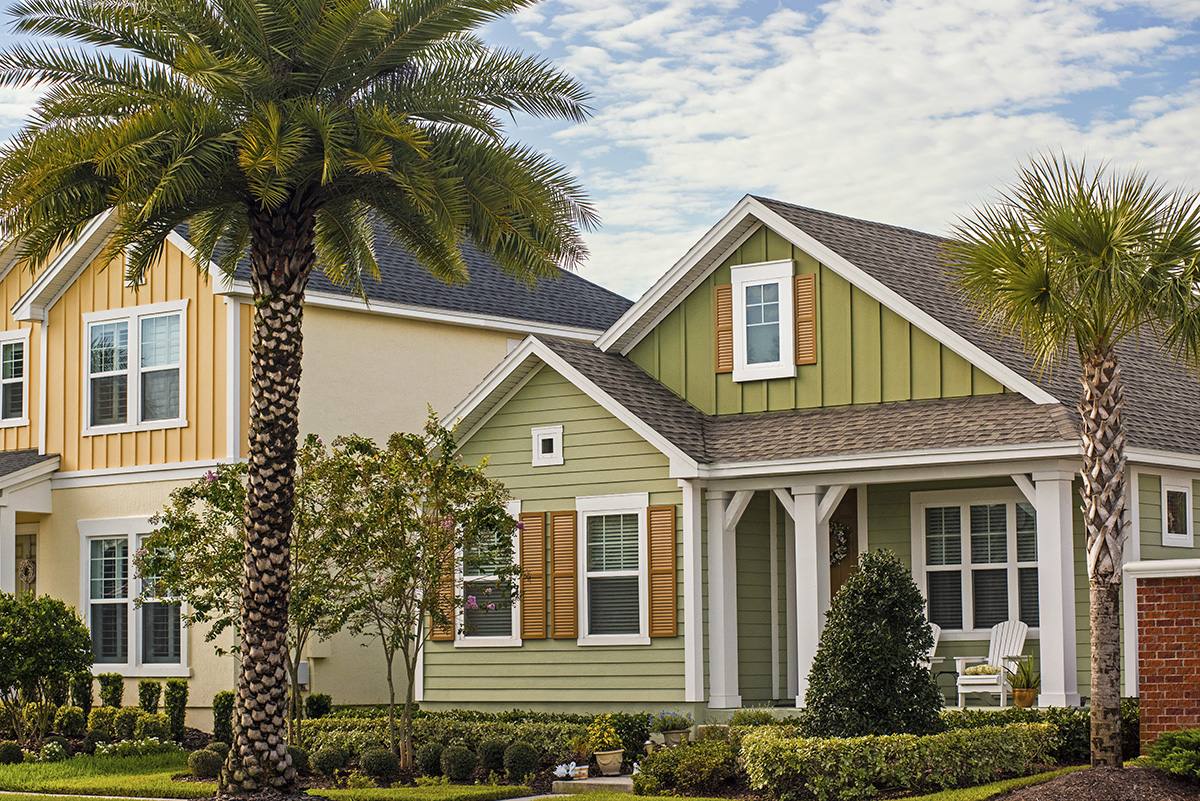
<box><xmin>828</xmin><ymin>490</ymin><xmax>858</xmax><ymax>599</ymax></box>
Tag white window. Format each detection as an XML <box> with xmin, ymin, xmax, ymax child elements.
<box><xmin>83</xmin><ymin>300</ymin><xmax>187</xmax><ymax>435</ymax></box>
<box><xmin>731</xmin><ymin>260</ymin><xmax>795</xmax><ymax>383</ymax></box>
<box><xmin>577</xmin><ymin>492</ymin><xmax>649</xmax><ymax>646</ymax></box>
<box><xmin>456</xmin><ymin>500</ymin><xmax>521</xmax><ymax>648</ymax></box>
<box><xmin>531</xmin><ymin>425</ymin><xmax>563</xmax><ymax>467</ymax></box>
<box><xmin>78</xmin><ymin>517</ymin><xmax>186</xmax><ymax>677</ymax></box>
<box><xmin>1162</xmin><ymin>478</ymin><xmax>1194</xmax><ymax>548</ymax></box>
<box><xmin>911</xmin><ymin>490</ymin><xmax>1039</xmax><ymax>637</ymax></box>
<box><xmin>0</xmin><ymin>329</ymin><xmax>29</xmax><ymax>426</ymax></box>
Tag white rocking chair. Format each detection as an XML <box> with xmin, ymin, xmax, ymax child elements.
<box><xmin>919</xmin><ymin>622</ymin><xmax>942</xmax><ymax>671</ymax></box>
<box><xmin>954</xmin><ymin>620</ymin><xmax>1028</xmax><ymax>708</ymax></box>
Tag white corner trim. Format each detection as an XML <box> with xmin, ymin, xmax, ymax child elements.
<box><xmin>1124</xmin><ymin>559</ymin><xmax>1200</xmax><ymax>579</ymax></box>
<box><xmin>224</xmin><ymin>298</ymin><xmax>241</xmax><ymax>460</ymax></box>
<box><xmin>38</xmin><ymin>322</ymin><xmax>47</xmax><ymax>455</ymax></box>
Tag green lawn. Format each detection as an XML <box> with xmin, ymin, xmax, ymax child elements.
<box><xmin>315</xmin><ymin>787</ymin><xmax>531</xmax><ymax>801</ymax></box>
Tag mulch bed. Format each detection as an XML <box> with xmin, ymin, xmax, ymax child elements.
<box><xmin>993</xmin><ymin>766</ymin><xmax>1199</xmax><ymax>801</ymax></box>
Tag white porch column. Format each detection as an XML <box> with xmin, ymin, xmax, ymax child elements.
<box><xmin>0</xmin><ymin>504</ymin><xmax>15</xmax><ymax>594</ymax></box>
<box><xmin>706</xmin><ymin>490</ymin><xmax>741</xmax><ymax>708</ymax></box>
<box><xmin>680</xmin><ymin>479</ymin><xmax>705</xmax><ymax>702</ymax></box>
<box><xmin>1033</xmin><ymin>469</ymin><xmax>1081</xmax><ymax>707</ymax></box>
<box><xmin>792</xmin><ymin>485</ymin><xmax>824</xmax><ymax>705</ymax></box>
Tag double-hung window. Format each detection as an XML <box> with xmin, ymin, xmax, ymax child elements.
<box><xmin>913</xmin><ymin>490</ymin><xmax>1039</xmax><ymax>636</ymax></box>
<box><xmin>457</xmin><ymin>501</ymin><xmax>520</xmax><ymax>647</ymax></box>
<box><xmin>84</xmin><ymin>301</ymin><xmax>187</xmax><ymax>434</ymax></box>
<box><xmin>0</xmin><ymin>329</ymin><xmax>29</xmax><ymax>426</ymax></box>
<box><xmin>730</xmin><ymin>260</ymin><xmax>796</xmax><ymax>382</ymax></box>
<box><xmin>1162</xmin><ymin>476</ymin><xmax>1195</xmax><ymax>548</ymax></box>
<box><xmin>577</xmin><ymin>493</ymin><xmax>649</xmax><ymax>646</ymax></box>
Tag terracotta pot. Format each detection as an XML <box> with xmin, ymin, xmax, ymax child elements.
<box><xmin>594</xmin><ymin>749</ymin><xmax>623</xmax><ymax>776</ymax></box>
<box><xmin>1012</xmin><ymin>688</ymin><xmax>1038</xmax><ymax>708</ymax></box>
<box><xmin>661</xmin><ymin>729</ymin><xmax>691</xmax><ymax>748</ymax></box>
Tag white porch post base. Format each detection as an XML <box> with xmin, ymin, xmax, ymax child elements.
<box><xmin>1034</xmin><ymin>469</ymin><xmax>1081</xmax><ymax>708</ymax></box>
<box><xmin>707</xmin><ymin>490</ymin><xmax>741</xmax><ymax>710</ymax></box>
<box><xmin>792</xmin><ymin>485</ymin><xmax>822</xmax><ymax>706</ymax></box>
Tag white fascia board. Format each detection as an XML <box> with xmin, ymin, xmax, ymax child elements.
<box><xmin>218</xmin><ymin>278</ymin><xmax>605</xmax><ymax>342</ymax></box>
<box><xmin>11</xmin><ymin>210</ymin><xmax>116</xmax><ymax>322</ymax></box>
<box><xmin>1124</xmin><ymin>559</ymin><xmax>1200</xmax><ymax>579</ymax></box>
<box><xmin>0</xmin><ymin>456</ymin><xmax>60</xmax><ymax>496</ymax></box>
<box><xmin>52</xmin><ymin>457</ymin><xmax>243</xmax><ymax>489</ymax></box>
<box><xmin>1127</xmin><ymin>447</ymin><xmax>1200</xmax><ymax>473</ymax></box>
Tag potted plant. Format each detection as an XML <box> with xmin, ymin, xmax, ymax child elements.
<box><xmin>1005</xmin><ymin>655</ymin><xmax>1041</xmax><ymax>708</ymax></box>
<box><xmin>587</xmin><ymin>714</ymin><xmax>625</xmax><ymax>776</ymax></box>
<box><xmin>566</xmin><ymin>735</ymin><xmax>589</xmax><ymax>779</ymax></box>
<box><xmin>650</xmin><ymin>710</ymin><xmax>693</xmax><ymax>748</ymax></box>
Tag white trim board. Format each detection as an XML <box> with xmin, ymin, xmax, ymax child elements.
<box><xmin>52</xmin><ymin>458</ymin><xmax>242</xmax><ymax>489</ymax></box>
<box><xmin>11</xmin><ymin>211</ymin><xmax>117</xmax><ymax>322</ymax></box>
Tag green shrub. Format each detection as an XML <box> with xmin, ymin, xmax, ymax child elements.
<box><xmin>94</xmin><ymin>737</ymin><xmax>181</xmax><ymax>757</ymax></box>
<box><xmin>1121</xmin><ymin>697</ymin><xmax>1140</xmax><ymax>761</ymax></box>
<box><xmin>138</xmin><ymin>680</ymin><xmax>161</xmax><ymax>713</ymax></box>
<box><xmin>23</xmin><ymin>702</ymin><xmax>58</xmax><ymax>739</ymax></box>
<box><xmin>1150</xmin><ymin>727</ymin><xmax>1200</xmax><ymax>781</ymax></box>
<box><xmin>189</xmin><ymin>748</ymin><xmax>224</xmax><ymax>779</ymax></box>
<box><xmin>503</xmin><ymin>741</ymin><xmax>537</xmax><ymax>782</ymax></box>
<box><xmin>361</xmin><ymin>747</ymin><xmax>400</xmax><ymax>785</ymax></box>
<box><xmin>46</xmin><ymin>673</ymin><xmax>70</xmax><ymax>707</ymax></box>
<box><xmin>441</xmin><ymin>745</ymin><xmax>476</xmax><ymax>782</ymax></box>
<box><xmin>633</xmin><ymin>740</ymin><xmax>737</xmax><ymax>796</ymax></box>
<box><xmin>305</xmin><ymin>693</ymin><xmax>333</xmax><ymax>719</ymax></box>
<box><xmin>312</xmin><ymin>745</ymin><xmax>348</xmax><ymax>777</ymax></box>
<box><xmin>804</xmin><ymin>550</ymin><xmax>942</xmax><ymax>738</ymax></box>
<box><xmin>53</xmin><ymin>705</ymin><xmax>86</xmax><ymax>737</ymax></box>
<box><xmin>163</xmin><ymin>679</ymin><xmax>188</xmax><ymax>740</ymax></box>
<box><xmin>288</xmin><ymin>745</ymin><xmax>309</xmax><ymax>775</ymax></box>
<box><xmin>742</xmin><ymin>723</ymin><xmax>1055</xmax><ymax>801</ymax></box>
<box><xmin>212</xmin><ymin>690</ymin><xmax>234</xmax><ymax>745</ymax></box>
<box><xmin>207</xmin><ymin>741</ymin><xmax>231</xmax><ymax>758</ymax></box>
<box><xmin>417</xmin><ymin>742</ymin><xmax>445</xmax><ymax>776</ymax></box>
<box><xmin>98</xmin><ymin>673</ymin><xmax>124</xmax><ymax>707</ymax></box>
<box><xmin>135</xmin><ymin>712</ymin><xmax>169</xmax><ymax>740</ymax></box>
<box><xmin>728</xmin><ymin>708</ymin><xmax>782</xmax><ymax>727</ymax></box>
<box><xmin>70</xmin><ymin>671</ymin><xmax>93</xmax><ymax>719</ymax></box>
<box><xmin>941</xmin><ymin>702</ymin><xmax>1142</xmax><ymax>763</ymax></box>
<box><xmin>478</xmin><ymin>739</ymin><xmax>507</xmax><ymax>774</ymax></box>
<box><xmin>87</xmin><ymin>706</ymin><xmax>117</xmax><ymax>738</ymax></box>
<box><xmin>114</xmin><ymin>706</ymin><xmax>142</xmax><ymax>740</ymax></box>
<box><xmin>608</xmin><ymin>712</ymin><xmax>652</xmax><ymax>761</ymax></box>
<box><xmin>0</xmin><ymin>741</ymin><xmax>22</xmax><ymax>765</ymax></box>
<box><xmin>81</xmin><ymin>730</ymin><xmax>109</xmax><ymax>755</ymax></box>
<box><xmin>38</xmin><ymin>740</ymin><xmax>69</xmax><ymax>763</ymax></box>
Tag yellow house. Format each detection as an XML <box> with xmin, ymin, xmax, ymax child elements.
<box><xmin>0</xmin><ymin>211</ymin><xmax>631</xmax><ymax>725</ymax></box>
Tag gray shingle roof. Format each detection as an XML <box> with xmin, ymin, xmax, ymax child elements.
<box><xmin>0</xmin><ymin>449</ymin><xmax>58</xmax><ymax>477</ymax></box>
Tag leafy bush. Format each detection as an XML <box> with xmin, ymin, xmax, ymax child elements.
<box><xmin>608</xmin><ymin>712</ymin><xmax>652</xmax><ymax>761</ymax></box>
<box><xmin>1150</xmin><ymin>727</ymin><xmax>1200</xmax><ymax>781</ymax></box>
<box><xmin>189</xmin><ymin>748</ymin><xmax>224</xmax><ymax>779</ymax></box>
<box><xmin>649</xmin><ymin>711</ymin><xmax>693</xmax><ymax>732</ymax></box>
<box><xmin>94</xmin><ymin>737</ymin><xmax>181</xmax><ymax>757</ymax></box>
<box><xmin>417</xmin><ymin>742</ymin><xmax>445</xmax><ymax>776</ymax></box>
<box><xmin>53</xmin><ymin>705</ymin><xmax>86</xmax><ymax>737</ymax></box>
<box><xmin>212</xmin><ymin>690</ymin><xmax>234</xmax><ymax>745</ymax></box>
<box><xmin>81</xmin><ymin>730</ymin><xmax>109</xmax><ymax>755</ymax></box>
<box><xmin>633</xmin><ymin>740</ymin><xmax>738</xmax><ymax>796</ymax></box>
<box><xmin>98</xmin><ymin>673</ymin><xmax>123</xmax><ymax>707</ymax></box>
<box><xmin>114</xmin><ymin>707</ymin><xmax>142</xmax><ymax>740</ymax></box>
<box><xmin>46</xmin><ymin>674</ymin><xmax>70</xmax><ymax>707</ymax></box>
<box><xmin>941</xmin><ymin>701</ymin><xmax>1141</xmax><ymax>763</ymax></box>
<box><xmin>207</xmin><ymin>741</ymin><xmax>231</xmax><ymax>758</ymax></box>
<box><xmin>729</xmin><ymin>708</ymin><xmax>783</xmax><ymax>727</ymax></box>
<box><xmin>478</xmin><ymin>739</ymin><xmax>507</xmax><ymax>774</ymax></box>
<box><xmin>361</xmin><ymin>747</ymin><xmax>400</xmax><ymax>785</ymax></box>
<box><xmin>135</xmin><ymin>712</ymin><xmax>169</xmax><ymax>740</ymax></box>
<box><xmin>138</xmin><ymin>680</ymin><xmax>161</xmax><ymax>713</ymax></box>
<box><xmin>87</xmin><ymin>706</ymin><xmax>117</xmax><ymax>738</ymax></box>
<box><xmin>71</xmin><ymin>672</ymin><xmax>93</xmax><ymax>719</ymax></box>
<box><xmin>804</xmin><ymin>550</ymin><xmax>943</xmax><ymax>738</ymax></box>
<box><xmin>38</xmin><ymin>740</ymin><xmax>68</xmax><ymax>763</ymax></box>
<box><xmin>441</xmin><ymin>745</ymin><xmax>477</xmax><ymax>782</ymax></box>
<box><xmin>0</xmin><ymin>741</ymin><xmax>22</xmax><ymax>765</ymax></box>
<box><xmin>288</xmin><ymin>745</ymin><xmax>309</xmax><ymax>775</ymax></box>
<box><xmin>163</xmin><ymin>679</ymin><xmax>188</xmax><ymax>741</ymax></box>
<box><xmin>504</xmin><ymin>742</ymin><xmax>537</xmax><ymax>782</ymax></box>
<box><xmin>23</xmin><ymin>702</ymin><xmax>58</xmax><ymax>739</ymax></box>
<box><xmin>305</xmin><ymin>693</ymin><xmax>333</xmax><ymax>719</ymax></box>
<box><xmin>312</xmin><ymin>745</ymin><xmax>348</xmax><ymax>777</ymax></box>
<box><xmin>586</xmin><ymin>714</ymin><xmax>623</xmax><ymax>753</ymax></box>
<box><xmin>742</xmin><ymin>723</ymin><xmax>1054</xmax><ymax>801</ymax></box>
<box><xmin>1122</xmin><ymin>697</ymin><xmax>1140</xmax><ymax>761</ymax></box>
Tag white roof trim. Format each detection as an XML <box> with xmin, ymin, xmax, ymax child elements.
<box><xmin>598</xmin><ymin>196</ymin><xmax>1059</xmax><ymax>406</ymax></box>
<box><xmin>0</xmin><ymin>455</ymin><xmax>60</xmax><ymax>494</ymax></box>
<box><xmin>11</xmin><ymin>210</ymin><xmax>116</xmax><ymax>322</ymax></box>
<box><xmin>1124</xmin><ymin>559</ymin><xmax>1200</xmax><ymax>579</ymax></box>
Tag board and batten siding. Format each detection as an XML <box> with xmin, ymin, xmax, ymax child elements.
<box><xmin>0</xmin><ymin>263</ymin><xmax>41</xmax><ymax>451</ymax></box>
<box><xmin>430</xmin><ymin>366</ymin><xmax>686</xmax><ymax>705</ymax></box>
<box><xmin>627</xmin><ymin>226</ymin><xmax>1008</xmax><ymax>416</ymax></box>
<box><xmin>45</xmin><ymin>243</ymin><xmax>231</xmax><ymax>472</ymax></box>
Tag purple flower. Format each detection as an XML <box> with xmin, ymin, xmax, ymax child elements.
<box><xmin>484</xmin><ymin>587</ymin><xmax>493</xmax><ymax>595</ymax></box>
<box><xmin>516</xmin><ymin>521</ymin><xmax>525</xmax><ymax>531</ymax></box>
<box><xmin>204</xmin><ymin>471</ymin><xmax>217</xmax><ymax>483</ymax></box>
<box><xmin>440</xmin><ymin>517</ymin><xmax>455</xmax><ymax>531</ymax></box>
<box><xmin>465</xmin><ymin>595</ymin><xmax>478</xmax><ymax>610</ymax></box>
<box><xmin>486</xmin><ymin>603</ymin><xmax>495</xmax><ymax>611</ymax></box>
<box><xmin>135</xmin><ymin>548</ymin><xmax>148</xmax><ymax>557</ymax></box>
<box><xmin>317</xmin><ymin>437</ymin><xmax>323</xmax><ymax>445</ymax></box>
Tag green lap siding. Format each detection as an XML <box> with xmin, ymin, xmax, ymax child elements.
<box><xmin>736</xmin><ymin>492</ymin><xmax>774</xmax><ymax>704</ymax></box>
<box><xmin>1137</xmin><ymin>472</ymin><xmax>1200</xmax><ymax>560</ymax></box>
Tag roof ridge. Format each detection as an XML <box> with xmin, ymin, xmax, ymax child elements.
<box><xmin>751</xmin><ymin>195</ymin><xmax>951</xmax><ymax>244</ymax></box>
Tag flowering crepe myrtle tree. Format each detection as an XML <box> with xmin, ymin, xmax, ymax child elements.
<box><xmin>321</xmin><ymin>414</ymin><xmax>518</xmax><ymax>767</ymax></box>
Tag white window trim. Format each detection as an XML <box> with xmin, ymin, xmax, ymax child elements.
<box><xmin>0</xmin><ymin>328</ymin><xmax>31</xmax><ymax>428</ymax></box>
<box><xmin>1161</xmin><ymin>474</ymin><xmax>1194</xmax><ymax>548</ymax></box>
<box><xmin>82</xmin><ymin>299</ymin><xmax>189</xmax><ymax>437</ymax></box>
<box><xmin>576</xmin><ymin>492</ymin><xmax>650</xmax><ymax>646</ymax></box>
<box><xmin>531</xmin><ymin>424</ymin><xmax>563</xmax><ymax>467</ymax></box>
<box><xmin>730</xmin><ymin>259</ymin><xmax>796</xmax><ymax>383</ymax></box>
<box><xmin>455</xmin><ymin>499</ymin><xmax>522</xmax><ymax>648</ymax></box>
<box><xmin>910</xmin><ymin>488</ymin><xmax>1040</xmax><ymax>642</ymax></box>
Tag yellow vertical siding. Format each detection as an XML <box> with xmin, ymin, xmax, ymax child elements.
<box><xmin>0</xmin><ymin>264</ymin><xmax>40</xmax><ymax>451</ymax></box>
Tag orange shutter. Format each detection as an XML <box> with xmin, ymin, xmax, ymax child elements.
<box><xmin>795</xmin><ymin>274</ymin><xmax>817</xmax><ymax>365</ymax></box>
<box><xmin>647</xmin><ymin>505</ymin><xmax>677</xmax><ymax>638</ymax></box>
<box><xmin>519</xmin><ymin>512</ymin><xmax>547</xmax><ymax>639</ymax></box>
<box><xmin>548</xmin><ymin>511</ymin><xmax>578</xmax><ymax>639</ymax></box>
<box><xmin>429</xmin><ymin>545</ymin><xmax>456</xmax><ymax>641</ymax></box>
<box><xmin>715</xmin><ymin>284</ymin><xmax>734</xmax><ymax>373</ymax></box>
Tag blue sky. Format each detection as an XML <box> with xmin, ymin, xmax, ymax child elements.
<box><xmin>0</xmin><ymin>0</ymin><xmax>1196</xmax><ymax>300</ymax></box>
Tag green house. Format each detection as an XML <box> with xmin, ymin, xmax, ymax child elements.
<box><xmin>423</xmin><ymin>195</ymin><xmax>1200</xmax><ymax>716</ymax></box>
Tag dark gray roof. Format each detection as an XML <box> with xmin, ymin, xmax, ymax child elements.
<box><xmin>0</xmin><ymin>450</ymin><xmax>58</xmax><ymax>478</ymax></box>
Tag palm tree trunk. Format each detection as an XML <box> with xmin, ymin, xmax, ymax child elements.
<box><xmin>1079</xmin><ymin>346</ymin><xmax>1126</xmax><ymax>769</ymax></box>
<box><xmin>224</xmin><ymin>192</ymin><xmax>316</xmax><ymax>795</ymax></box>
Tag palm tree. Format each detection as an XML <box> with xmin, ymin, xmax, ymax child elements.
<box><xmin>945</xmin><ymin>154</ymin><xmax>1200</xmax><ymax>768</ymax></box>
<box><xmin>0</xmin><ymin>0</ymin><xmax>594</xmax><ymax>792</ymax></box>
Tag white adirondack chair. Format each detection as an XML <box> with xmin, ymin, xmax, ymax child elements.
<box><xmin>954</xmin><ymin>620</ymin><xmax>1029</xmax><ymax>708</ymax></box>
<box><xmin>919</xmin><ymin>622</ymin><xmax>942</xmax><ymax>671</ymax></box>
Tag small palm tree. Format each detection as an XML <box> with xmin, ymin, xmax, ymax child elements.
<box><xmin>0</xmin><ymin>0</ymin><xmax>594</xmax><ymax>792</ymax></box>
<box><xmin>945</xmin><ymin>154</ymin><xmax>1200</xmax><ymax>768</ymax></box>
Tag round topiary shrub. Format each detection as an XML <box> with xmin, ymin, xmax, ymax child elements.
<box><xmin>0</xmin><ymin>741</ymin><xmax>22</xmax><ymax>765</ymax></box>
<box><xmin>416</xmin><ymin>742</ymin><xmax>444</xmax><ymax>777</ymax></box>
<box><xmin>189</xmin><ymin>748</ymin><xmax>223</xmax><ymax>779</ymax></box>
<box><xmin>39</xmin><ymin>740</ymin><xmax>68</xmax><ymax>763</ymax></box>
<box><xmin>478</xmin><ymin>739</ymin><xmax>507</xmax><ymax>775</ymax></box>
<box><xmin>114</xmin><ymin>707</ymin><xmax>142</xmax><ymax>740</ymax></box>
<box><xmin>287</xmin><ymin>745</ymin><xmax>309</xmax><ymax>776</ymax></box>
<box><xmin>81</xmin><ymin>730</ymin><xmax>109</xmax><ymax>755</ymax></box>
<box><xmin>312</xmin><ymin>745</ymin><xmax>348</xmax><ymax>777</ymax></box>
<box><xmin>134</xmin><ymin>713</ymin><xmax>168</xmax><ymax>740</ymax></box>
<box><xmin>803</xmin><ymin>549</ymin><xmax>944</xmax><ymax>738</ymax></box>
<box><xmin>43</xmin><ymin>735</ymin><xmax>71</xmax><ymax>756</ymax></box>
<box><xmin>632</xmin><ymin>740</ymin><xmax>737</xmax><ymax>796</ymax></box>
<box><xmin>304</xmin><ymin>693</ymin><xmax>332</xmax><ymax>720</ymax></box>
<box><xmin>54</xmin><ymin>705</ymin><xmax>86</xmax><ymax>737</ymax></box>
<box><xmin>360</xmin><ymin>748</ymin><xmax>400</xmax><ymax>785</ymax></box>
<box><xmin>441</xmin><ymin>745</ymin><xmax>476</xmax><ymax>782</ymax></box>
<box><xmin>87</xmin><ymin>706</ymin><xmax>117</xmax><ymax>738</ymax></box>
<box><xmin>503</xmin><ymin>741</ymin><xmax>537</xmax><ymax>783</ymax></box>
<box><xmin>206</xmin><ymin>741</ymin><xmax>231</xmax><ymax>758</ymax></box>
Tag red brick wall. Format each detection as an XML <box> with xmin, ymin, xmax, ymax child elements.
<box><xmin>1137</xmin><ymin>576</ymin><xmax>1200</xmax><ymax>753</ymax></box>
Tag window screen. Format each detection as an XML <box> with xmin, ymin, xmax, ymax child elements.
<box><xmin>925</xmin><ymin>507</ymin><xmax>961</xmax><ymax>565</ymax></box>
<box><xmin>744</xmin><ymin>282</ymin><xmax>780</xmax><ymax>364</ymax></box>
<box><xmin>972</xmin><ymin>568</ymin><xmax>1008</xmax><ymax>629</ymax></box>
<box><xmin>586</xmin><ymin>513</ymin><xmax>640</xmax><ymax>635</ymax></box>
<box><xmin>927</xmin><ymin>572</ymin><xmax>962</xmax><ymax>629</ymax></box>
<box><xmin>1016</xmin><ymin>502</ymin><xmax>1037</xmax><ymax>562</ymax></box>
<box><xmin>970</xmin><ymin>504</ymin><xmax>1007</xmax><ymax>563</ymax></box>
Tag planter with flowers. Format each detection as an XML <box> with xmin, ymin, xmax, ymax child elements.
<box><xmin>650</xmin><ymin>710</ymin><xmax>694</xmax><ymax>748</ymax></box>
<box><xmin>587</xmin><ymin>714</ymin><xmax>625</xmax><ymax>776</ymax></box>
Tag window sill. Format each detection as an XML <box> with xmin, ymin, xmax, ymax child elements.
<box><xmin>454</xmin><ymin>636</ymin><xmax>522</xmax><ymax>648</ymax></box>
<box><xmin>0</xmin><ymin>417</ymin><xmax>29</xmax><ymax>429</ymax></box>
<box><xmin>577</xmin><ymin>634</ymin><xmax>651</xmax><ymax>647</ymax></box>
<box><xmin>83</xmin><ymin>418</ymin><xmax>188</xmax><ymax>437</ymax></box>
<box><xmin>1162</xmin><ymin>535</ymin><xmax>1195</xmax><ymax>548</ymax></box>
<box><xmin>731</xmin><ymin>362</ymin><xmax>796</xmax><ymax>383</ymax></box>
<box><xmin>90</xmin><ymin>664</ymin><xmax>191</xmax><ymax>678</ymax></box>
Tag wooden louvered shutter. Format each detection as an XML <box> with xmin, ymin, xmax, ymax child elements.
<box><xmin>429</xmin><ymin>546</ymin><xmax>456</xmax><ymax>641</ymax></box>
<box><xmin>647</xmin><ymin>505</ymin><xmax>677</xmax><ymax>637</ymax></box>
<box><xmin>715</xmin><ymin>284</ymin><xmax>734</xmax><ymax>373</ymax></box>
<box><xmin>519</xmin><ymin>512</ymin><xmax>547</xmax><ymax>639</ymax></box>
<box><xmin>548</xmin><ymin>511</ymin><xmax>578</xmax><ymax>638</ymax></box>
<box><xmin>795</xmin><ymin>274</ymin><xmax>817</xmax><ymax>365</ymax></box>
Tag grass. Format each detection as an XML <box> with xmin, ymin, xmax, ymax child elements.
<box><xmin>313</xmin><ymin>787</ymin><xmax>531</xmax><ymax>801</ymax></box>
<box><xmin>0</xmin><ymin>753</ymin><xmax>214</xmax><ymax>798</ymax></box>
